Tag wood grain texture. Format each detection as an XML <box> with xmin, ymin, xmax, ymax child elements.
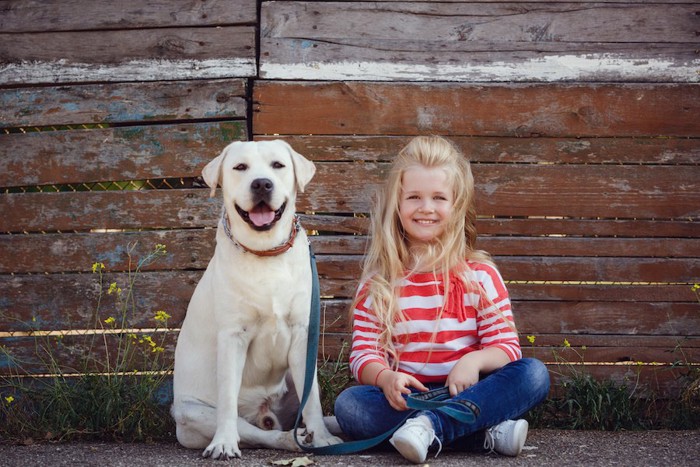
<box><xmin>260</xmin><ymin>135</ymin><xmax>700</xmax><ymax>165</ymax></box>
<box><xmin>1</xmin><ymin>232</ymin><xmax>697</xmax><ymax>282</ymax></box>
<box><xmin>0</xmin><ymin>0</ymin><xmax>256</xmax><ymax>32</ymax></box>
<box><xmin>0</xmin><ymin>80</ymin><xmax>247</xmax><ymax>128</ymax></box>
<box><xmin>262</xmin><ymin>2</ymin><xmax>699</xmax><ymax>43</ymax></box>
<box><xmin>0</xmin><ymin>27</ymin><xmax>255</xmax><ymax>84</ymax></box>
<box><xmin>260</xmin><ymin>2</ymin><xmax>700</xmax><ymax>81</ymax></box>
<box><xmin>254</xmin><ymin>82</ymin><xmax>700</xmax><ymax>137</ymax></box>
<box><xmin>0</xmin><ymin>122</ymin><xmax>246</xmax><ymax>187</ymax></box>
<box><xmin>2</xmin><ymin>190</ymin><xmax>697</xmax><ymax>236</ymax></box>
<box><xmin>2</xmin><ymin>274</ymin><xmax>695</xmax><ymax>331</ymax></box>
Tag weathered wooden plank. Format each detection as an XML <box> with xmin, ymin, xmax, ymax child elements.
<box><xmin>253</xmin><ymin>82</ymin><xmax>700</xmax><ymax>137</ymax></box>
<box><xmin>0</xmin><ymin>79</ymin><xmax>247</xmax><ymax>128</ymax></box>
<box><xmin>297</xmin><ymin>297</ymin><xmax>700</xmax><ymax>339</ymax></box>
<box><xmin>0</xmin><ymin>333</ymin><xmax>177</xmax><ymax>376</ymax></box>
<box><xmin>312</xmin><ymin>236</ymin><xmax>700</xmax><ymax>259</ymax></box>
<box><xmin>259</xmin><ymin>135</ymin><xmax>700</xmax><ymax>165</ymax></box>
<box><xmin>0</xmin><ymin>27</ymin><xmax>256</xmax><ymax>85</ymax></box>
<box><xmin>260</xmin><ymin>2</ymin><xmax>700</xmax><ymax>82</ymax></box>
<box><xmin>1</xmin><ymin>231</ymin><xmax>698</xmax><ymax>282</ymax></box>
<box><xmin>320</xmin><ymin>298</ymin><xmax>700</xmax><ymax>335</ymax></box>
<box><xmin>1</xmin><ymin>186</ymin><xmax>698</xmax><ymax>234</ymax></box>
<box><xmin>0</xmin><ymin>271</ymin><xmax>198</xmax><ymax>332</ymax></box>
<box><xmin>1</xmin><ymin>190</ymin><xmax>697</xmax><ymax>236</ymax></box>
<box><xmin>0</xmin><ymin>190</ymin><xmax>221</xmax><ymax>232</ymax></box>
<box><xmin>1</xmin><ymin>275</ymin><xmax>696</xmax><ymax>332</ymax></box>
<box><xmin>476</xmin><ymin>218</ymin><xmax>699</xmax><ymax>239</ymax></box>
<box><xmin>302</xmin><ymin>163</ymin><xmax>700</xmax><ymax>218</ymax></box>
<box><xmin>0</xmin><ymin>122</ymin><xmax>246</xmax><ymax>187</ymax></box>
<box><xmin>317</xmin><ymin>254</ymin><xmax>700</xmax><ymax>283</ymax></box>
<box><xmin>497</xmin><ymin>256</ymin><xmax>700</xmax><ymax>284</ymax></box>
<box><xmin>1</xmin><ymin>0</ymin><xmax>256</xmax><ymax>32</ymax></box>
<box><xmin>2</xmin><ymin>187</ymin><xmax>697</xmax><ymax>238</ymax></box>
<box><xmin>263</xmin><ymin>2</ymin><xmax>698</xmax><ymax>43</ymax></box>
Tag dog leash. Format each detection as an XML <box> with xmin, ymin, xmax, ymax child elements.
<box><xmin>293</xmin><ymin>246</ymin><xmax>478</xmax><ymax>455</ymax></box>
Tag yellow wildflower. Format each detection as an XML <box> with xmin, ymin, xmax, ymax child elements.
<box><xmin>155</xmin><ymin>243</ymin><xmax>167</xmax><ymax>254</ymax></box>
<box><xmin>154</xmin><ymin>310</ymin><xmax>171</xmax><ymax>323</ymax></box>
<box><xmin>563</xmin><ymin>339</ymin><xmax>571</xmax><ymax>348</ymax></box>
<box><xmin>692</xmin><ymin>284</ymin><xmax>700</xmax><ymax>292</ymax></box>
<box><xmin>104</xmin><ymin>317</ymin><xmax>116</xmax><ymax>325</ymax></box>
<box><xmin>107</xmin><ymin>282</ymin><xmax>122</xmax><ymax>295</ymax></box>
<box><xmin>91</xmin><ymin>262</ymin><xmax>105</xmax><ymax>273</ymax></box>
<box><xmin>141</xmin><ymin>335</ymin><xmax>156</xmax><ymax>348</ymax></box>
<box><xmin>5</xmin><ymin>396</ymin><xmax>14</xmax><ymax>404</ymax></box>
<box><xmin>526</xmin><ymin>335</ymin><xmax>536</xmax><ymax>344</ymax></box>
<box><xmin>152</xmin><ymin>346</ymin><xmax>165</xmax><ymax>353</ymax></box>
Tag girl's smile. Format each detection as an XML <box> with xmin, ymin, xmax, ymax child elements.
<box><xmin>399</xmin><ymin>166</ymin><xmax>454</xmax><ymax>247</ymax></box>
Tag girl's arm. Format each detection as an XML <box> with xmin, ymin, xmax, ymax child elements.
<box><xmin>445</xmin><ymin>263</ymin><xmax>521</xmax><ymax>395</ymax></box>
<box><xmin>446</xmin><ymin>346</ymin><xmax>511</xmax><ymax>396</ymax></box>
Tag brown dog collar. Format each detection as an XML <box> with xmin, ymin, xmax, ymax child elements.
<box><xmin>222</xmin><ymin>211</ymin><xmax>302</xmax><ymax>257</ymax></box>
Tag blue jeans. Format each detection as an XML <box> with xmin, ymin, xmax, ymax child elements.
<box><xmin>334</xmin><ymin>358</ymin><xmax>550</xmax><ymax>449</ymax></box>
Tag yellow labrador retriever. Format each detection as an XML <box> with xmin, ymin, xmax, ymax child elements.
<box><xmin>171</xmin><ymin>140</ymin><xmax>342</xmax><ymax>459</ymax></box>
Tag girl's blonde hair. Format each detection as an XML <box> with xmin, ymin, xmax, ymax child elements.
<box><xmin>354</xmin><ymin>135</ymin><xmax>496</xmax><ymax>366</ymax></box>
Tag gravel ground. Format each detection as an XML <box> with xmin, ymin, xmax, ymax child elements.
<box><xmin>1</xmin><ymin>430</ymin><xmax>698</xmax><ymax>467</ymax></box>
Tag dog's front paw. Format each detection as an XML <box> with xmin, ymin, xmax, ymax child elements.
<box><xmin>202</xmin><ymin>438</ymin><xmax>241</xmax><ymax>460</ymax></box>
<box><xmin>313</xmin><ymin>433</ymin><xmax>343</xmax><ymax>447</ymax></box>
<box><xmin>277</xmin><ymin>428</ymin><xmax>312</xmax><ymax>451</ymax></box>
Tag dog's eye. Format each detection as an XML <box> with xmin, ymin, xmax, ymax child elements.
<box><xmin>272</xmin><ymin>161</ymin><xmax>285</xmax><ymax>169</ymax></box>
<box><xmin>233</xmin><ymin>163</ymin><xmax>247</xmax><ymax>171</ymax></box>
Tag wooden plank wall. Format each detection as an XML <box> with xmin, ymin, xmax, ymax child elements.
<box><xmin>1</xmin><ymin>0</ymin><xmax>698</xmax><ymax>398</ymax></box>
<box><xmin>254</xmin><ymin>1</ymin><xmax>700</xmax><ymax>397</ymax></box>
<box><xmin>0</xmin><ymin>0</ymin><xmax>255</xmax><ymax>373</ymax></box>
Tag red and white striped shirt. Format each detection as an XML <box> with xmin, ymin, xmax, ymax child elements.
<box><xmin>349</xmin><ymin>261</ymin><xmax>521</xmax><ymax>384</ymax></box>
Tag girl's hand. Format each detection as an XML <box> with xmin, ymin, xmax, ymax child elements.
<box><xmin>446</xmin><ymin>347</ymin><xmax>512</xmax><ymax>396</ymax></box>
<box><xmin>377</xmin><ymin>370</ymin><xmax>428</xmax><ymax>411</ymax></box>
<box><xmin>446</xmin><ymin>358</ymin><xmax>480</xmax><ymax>396</ymax></box>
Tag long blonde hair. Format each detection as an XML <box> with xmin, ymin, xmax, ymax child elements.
<box><xmin>354</xmin><ymin>136</ymin><xmax>496</xmax><ymax>366</ymax></box>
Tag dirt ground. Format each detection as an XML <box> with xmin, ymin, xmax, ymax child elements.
<box><xmin>0</xmin><ymin>429</ymin><xmax>698</xmax><ymax>467</ymax></box>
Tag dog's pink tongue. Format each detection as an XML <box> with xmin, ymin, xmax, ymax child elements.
<box><xmin>249</xmin><ymin>205</ymin><xmax>275</xmax><ymax>227</ymax></box>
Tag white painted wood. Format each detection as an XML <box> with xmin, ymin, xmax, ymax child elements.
<box><xmin>0</xmin><ymin>59</ymin><xmax>256</xmax><ymax>85</ymax></box>
<box><xmin>260</xmin><ymin>54</ymin><xmax>700</xmax><ymax>82</ymax></box>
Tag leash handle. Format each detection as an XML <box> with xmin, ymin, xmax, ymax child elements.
<box><xmin>294</xmin><ymin>245</ymin><xmax>477</xmax><ymax>455</ymax></box>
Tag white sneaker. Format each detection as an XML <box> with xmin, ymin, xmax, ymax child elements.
<box><xmin>484</xmin><ymin>419</ymin><xmax>528</xmax><ymax>456</ymax></box>
<box><xmin>389</xmin><ymin>416</ymin><xmax>441</xmax><ymax>464</ymax></box>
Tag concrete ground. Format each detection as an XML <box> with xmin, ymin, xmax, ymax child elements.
<box><xmin>0</xmin><ymin>429</ymin><xmax>698</xmax><ymax>467</ymax></box>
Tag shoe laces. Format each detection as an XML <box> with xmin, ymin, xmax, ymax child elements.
<box><xmin>403</xmin><ymin>417</ymin><xmax>444</xmax><ymax>458</ymax></box>
<box><xmin>483</xmin><ymin>424</ymin><xmax>504</xmax><ymax>453</ymax></box>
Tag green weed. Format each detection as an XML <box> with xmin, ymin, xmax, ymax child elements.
<box><xmin>317</xmin><ymin>339</ymin><xmax>353</xmax><ymax>415</ymax></box>
<box><xmin>0</xmin><ymin>243</ymin><xmax>174</xmax><ymax>442</ymax></box>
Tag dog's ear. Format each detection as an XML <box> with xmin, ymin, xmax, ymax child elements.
<box><xmin>278</xmin><ymin>141</ymin><xmax>316</xmax><ymax>193</ymax></box>
<box><xmin>202</xmin><ymin>146</ymin><xmax>229</xmax><ymax>197</ymax></box>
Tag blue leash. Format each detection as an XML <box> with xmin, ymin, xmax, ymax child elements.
<box><xmin>294</xmin><ymin>247</ymin><xmax>478</xmax><ymax>454</ymax></box>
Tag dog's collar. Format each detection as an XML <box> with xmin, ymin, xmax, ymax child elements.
<box><xmin>221</xmin><ymin>210</ymin><xmax>302</xmax><ymax>257</ymax></box>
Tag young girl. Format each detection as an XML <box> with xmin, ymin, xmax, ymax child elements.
<box><xmin>334</xmin><ymin>136</ymin><xmax>550</xmax><ymax>463</ymax></box>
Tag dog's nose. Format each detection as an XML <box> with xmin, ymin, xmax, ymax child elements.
<box><xmin>251</xmin><ymin>178</ymin><xmax>273</xmax><ymax>195</ymax></box>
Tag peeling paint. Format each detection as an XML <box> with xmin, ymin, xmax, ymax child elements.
<box><xmin>0</xmin><ymin>58</ymin><xmax>256</xmax><ymax>85</ymax></box>
<box><xmin>261</xmin><ymin>54</ymin><xmax>700</xmax><ymax>82</ymax></box>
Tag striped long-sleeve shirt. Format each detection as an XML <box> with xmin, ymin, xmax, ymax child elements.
<box><xmin>349</xmin><ymin>261</ymin><xmax>521</xmax><ymax>384</ymax></box>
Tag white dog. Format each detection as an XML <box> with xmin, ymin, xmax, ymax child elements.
<box><xmin>171</xmin><ymin>140</ymin><xmax>342</xmax><ymax>459</ymax></box>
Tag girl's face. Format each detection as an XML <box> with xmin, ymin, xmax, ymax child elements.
<box><xmin>398</xmin><ymin>165</ymin><xmax>454</xmax><ymax>248</ymax></box>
